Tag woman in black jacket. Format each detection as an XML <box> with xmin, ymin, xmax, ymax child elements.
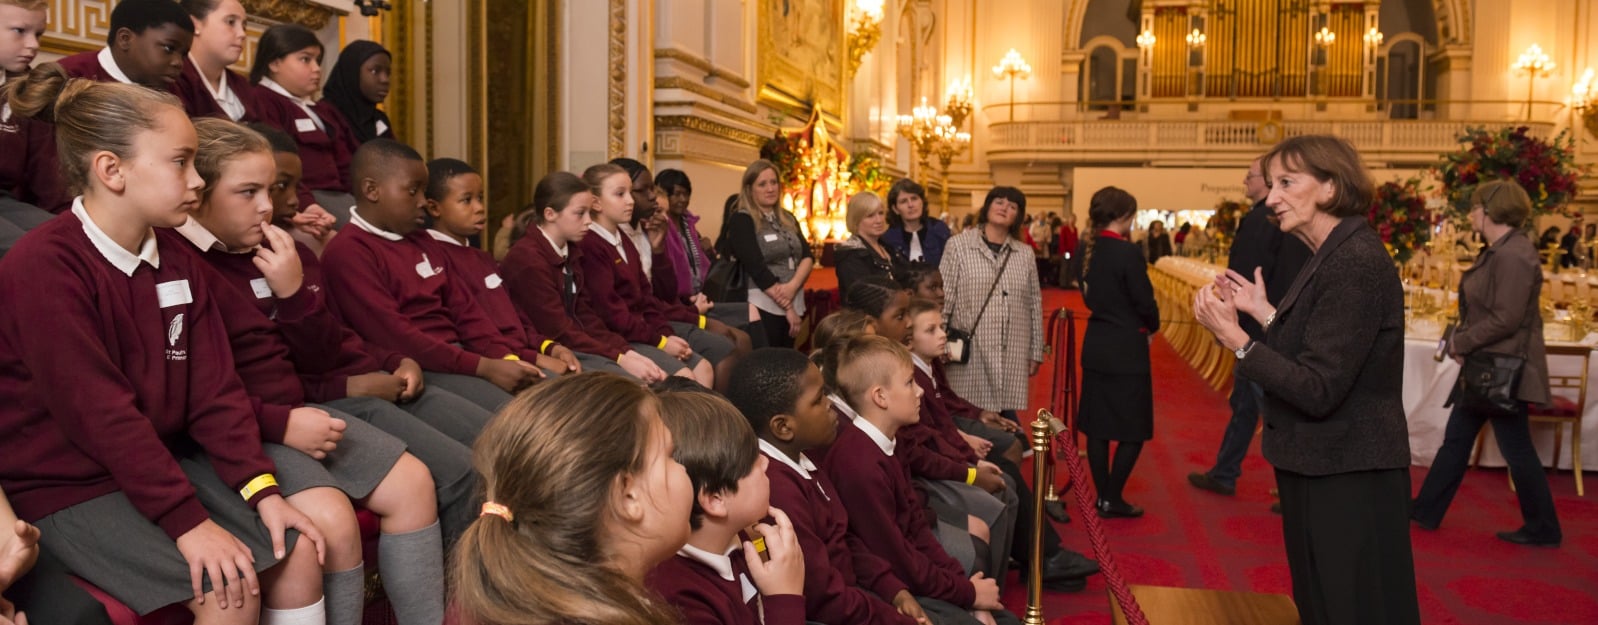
<box><xmin>721</xmin><ymin>160</ymin><xmax>813</xmax><ymax>348</ymax></box>
<box><xmin>1194</xmin><ymin>135</ymin><xmax>1419</xmax><ymax>625</ymax></box>
<box><xmin>834</xmin><ymin>192</ymin><xmax>908</xmax><ymax>296</ymax></box>
<box><xmin>1076</xmin><ymin>186</ymin><xmax>1160</xmax><ymax>518</ymax></box>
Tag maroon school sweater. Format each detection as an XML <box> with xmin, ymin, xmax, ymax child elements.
<box><xmin>55</xmin><ymin>50</ymin><xmax>117</xmax><ymax>84</ymax></box>
<box><xmin>252</xmin><ymin>85</ymin><xmax>357</xmax><ymax>210</ymax></box>
<box><xmin>423</xmin><ymin>231</ymin><xmax>554</xmax><ymax>360</ymax></box>
<box><xmin>500</xmin><ymin>230</ymin><xmax>631</xmax><ymax>359</ymax></box>
<box><xmin>0</xmin><ymin>211</ymin><xmax>278</xmax><ymax>540</ymax></box>
<box><xmin>644</xmin><ymin>547</ymin><xmax>805</xmax><ymax>625</ymax></box>
<box><xmin>0</xmin><ymin>77</ymin><xmax>70</xmax><ymax>214</ymax></box>
<box><xmin>822</xmin><ymin>419</ymin><xmax>975</xmax><ymax>608</ymax></box>
<box><xmin>322</xmin><ymin>224</ymin><xmax>515</xmax><ymax>375</ymax></box>
<box><xmin>173</xmin><ymin>56</ymin><xmax>258</xmax><ymax>122</ymax></box>
<box><xmin>763</xmin><ymin>448</ymin><xmax>915</xmax><ymax>625</ymax></box>
<box><xmin>901</xmin><ymin>365</ymin><xmax>981</xmax><ymax>483</ymax></box>
<box><xmin>575</xmin><ymin>228</ymin><xmax>676</xmax><ymax>344</ymax></box>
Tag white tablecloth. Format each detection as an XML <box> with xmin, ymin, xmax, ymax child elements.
<box><xmin>1402</xmin><ymin>337</ymin><xmax>1598</xmax><ymax>469</ymax></box>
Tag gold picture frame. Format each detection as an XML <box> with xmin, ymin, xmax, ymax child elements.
<box><xmin>757</xmin><ymin>0</ymin><xmax>845</xmax><ymax>124</ymax></box>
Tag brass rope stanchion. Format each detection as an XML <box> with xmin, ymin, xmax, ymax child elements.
<box><xmin>1024</xmin><ymin>414</ymin><xmax>1051</xmax><ymax>625</ymax></box>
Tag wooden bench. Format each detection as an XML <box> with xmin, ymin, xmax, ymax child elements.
<box><xmin>1109</xmin><ymin>585</ymin><xmax>1300</xmax><ymax>625</ymax></box>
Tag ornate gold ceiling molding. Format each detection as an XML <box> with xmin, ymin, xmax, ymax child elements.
<box><xmin>241</xmin><ymin>0</ymin><xmax>344</xmax><ymax>31</ymax></box>
<box><xmin>655</xmin><ymin>76</ymin><xmax>758</xmax><ymax>113</ymax></box>
<box><xmin>655</xmin><ymin>114</ymin><xmax>768</xmax><ymax>148</ymax></box>
<box><xmin>655</xmin><ymin>47</ymin><xmax>751</xmax><ymax>88</ymax></box>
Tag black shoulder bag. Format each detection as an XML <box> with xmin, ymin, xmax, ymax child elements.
<box><xmin>947</xmin><ymin>246</ymin><xmax>1011</xmax><ymax>364</ymax></box>
<box><xmin>1449</xmin><ymin>288</ymin><xmax>1530</xmax><ymax>414</ymax></box>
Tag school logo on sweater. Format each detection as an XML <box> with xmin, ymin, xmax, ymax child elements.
<box><xmin>415</xmin><ymin>254</ymin><xmax>443</xmax><ymax>279</ymax></box>
<box><xmin>165</xmin><ymin>314</ymin><xmax>187</xmax><ymax>361</ymax></box>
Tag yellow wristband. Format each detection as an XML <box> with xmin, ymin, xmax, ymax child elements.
<box><xmin>539</xmin><ymin>340</ymin><xmax>555</xmax><ymax>354</ymax></box>
<box><xmin>240</xmin><ymin>474</ymin><xmax>278</xmax><ymax>501</ymax></box>
<box><xmin>657</xmin><ymin>336</ymin><xmax>670</xmax><ymax>350</ymax></box>
<box><xmin>965</xmin><ymin>467</ymin><xmax>978</xmax><ymax>485</ymax></box>
<box><xmin>503</xmin><ymin>354</ymin><xmax>521</xmax><ymax>361</ymax></box>
<box><xmin>697</xmin><ymin>315</ymin><xmax>707</xmax><ymax>329</ymax></box>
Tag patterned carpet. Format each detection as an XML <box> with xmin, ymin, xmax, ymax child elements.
<box><xmin>999</xmin><ymin>286</ymin><xmax>1598</xmax><ymax>625</ymax></box>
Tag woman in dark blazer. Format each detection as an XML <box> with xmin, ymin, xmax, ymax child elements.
<box><xmin>1412</xmin><ymin>180</ymin><xmax>1560</xmax><ymax>546</ymax></box>
<box><xmin>1076</xmin><ymin>187</ymin><xmax>1160</xmax><ymax>518</ymax></box>
<box><xmin>1193</xmin><ymin>135</ymin><xmax>1419</xmax><ymax>625</ymax></box>
<box><xmin>882</xmin><ymin>178</ymin><xmax>952</xmax><ymax>266</ymax></box>
<box><xmin>834</xmin><ymin>192</ymin><xmax>909</xmax><ymax>296</ymax></box>
<box><xmin>722</xmin><ymin>160</ymin><xmax>813</xmax><ymax>348</ymax></box>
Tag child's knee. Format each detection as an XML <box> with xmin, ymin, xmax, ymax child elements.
<box><xmin>288</xmin><ymin>487</ymin><xmax>360</xmax><ymax>563</ymax></box>
<box><xmin>968</xmin><ymin>515</ymin><xmax>991</xmax><ymax>543</ymax></box>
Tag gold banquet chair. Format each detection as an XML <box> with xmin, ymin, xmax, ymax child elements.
<box><xmin>1472</xmin><ymin>343</ymin><xmax>1589</xmax><ymax>496</ymax></box>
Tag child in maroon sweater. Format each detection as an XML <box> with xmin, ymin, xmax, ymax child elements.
<box><xmin>820</xmin><ymin>336</ymin><xmax>1014</xmax><ymax>625</ymax></box>
<box><xmin>248</xmin><ymin>23</ymin><xmax>351</xmax><ymax>230</ymax></box>
<box><xmin>0</xmin><ymin>0</ymin><xmax>64</xmax><ymax>257</ymax></box>
<box><xmin>0</xmin><ymin>73</ymin><xmax>325</xmax><ymax>623</ymax></box>
<box><xmin>644</xmin><ymin>390</ymin><xmax>805</xmax><ymax>625</ymax></box>
<box><xmin>726</xmin><ymin>348</ymin><xmax>929</xmax><ymax>625</ymax></box>
<box><xmin>321</xmin><ymin>139</ymin><xmax>543</xmax><ymax>411</ymax></box>
<box><xmin>55</xmin><ymin>0</ymin><xmax>191</xmax><ymax>91</ymax></box>
<box><xmin>499</xmin><ymin>171</ymin><xmax>672</xmax><ymax>382</ymax></box>
<box><xmin>423</xmin><ymin>158</ymin><xmax>577</xmax><ymax>375</ymax></box>
<box><xmin>175</xmin><ymin>0</ymin><xmax>257</xmax><ymax>123</ymax></box>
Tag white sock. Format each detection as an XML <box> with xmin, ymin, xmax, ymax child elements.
<box><xmin>261</xmin><ymin>597</ymin><xmax>327</xmax><ymax>625</ymax></box>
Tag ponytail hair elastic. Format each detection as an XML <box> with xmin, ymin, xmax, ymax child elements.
<box><xmin>480</xmin><ymin>501</ymin><xmax>514</xmax><ymax>522</ymax></box>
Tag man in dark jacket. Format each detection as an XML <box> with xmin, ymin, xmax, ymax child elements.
<box><xmin>1188</xmin><ymin>156</ymin><xmax>1310</xmax><ymax>500</ymax></box>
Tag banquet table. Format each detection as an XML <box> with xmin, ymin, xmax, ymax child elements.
<box><xmin>1153</xmin><ymin>257</ymin><xmax>1597</xmax><ymax>472</ymax></box>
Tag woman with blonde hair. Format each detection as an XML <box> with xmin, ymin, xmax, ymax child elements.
<box><xmin>722</xmin><ymin>160</ymin><xmax>814</xmax><ymax>348</ymax></box>
<box><xmin>834</xmin><ymin>192</ymin><xmax>908</xmax><ymax>296</ymax></box>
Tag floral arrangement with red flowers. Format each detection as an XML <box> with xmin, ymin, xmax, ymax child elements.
<box><xmin>1369</xmin><ymin>177</ymin><xmax>1433</xmax><ymax>264</ymax></box>
<box><xmin>1436</xmin><ymin>126</ymin><xmax>1584</xmax><ymax>223</ymax></box>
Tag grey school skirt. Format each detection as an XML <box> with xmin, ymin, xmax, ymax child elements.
<box><xmin>668</xmin><ymin>321</ymin><xmax>736</xmax><ymax>364</ymax></box>
<box><xmin>920</xmin><ymin>477</ymin><xmax>1007</xmax><ymax>529</ymax></box>
<box><xmin>265</xmin><ymin>408</ymin><xmax>407</xmax><ymax>500</ymax></box>
<box><xmin>34</xmin><ymin>454</ymin><xmax>302</xmax><ymax>615</ymax></box>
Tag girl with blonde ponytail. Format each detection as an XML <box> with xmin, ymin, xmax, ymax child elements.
<box><xmin>453</xmin><ymin>372</ymin><xmax>694</xmax><ymax>625</ymax></box>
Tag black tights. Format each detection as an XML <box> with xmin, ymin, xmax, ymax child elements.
<box><xmin>1087</xmin><ymin>438</ymin><xmax>1144</xmax><ymax>505</ymax></box>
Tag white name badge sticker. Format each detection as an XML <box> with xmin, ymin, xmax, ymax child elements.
<box><xmin>295</xmin><ymin>118</ymin><xmax>317</xmax><ymax>133</ymax></box>
<box><xmin>763</xmin><ymin>233</ymin><xmax>779</xmax><ymax>242</ymax></box>
<box><xmin>375</xmin><ymin>120</ymin><xmax>389</xmax><ymax>136</ymax></box>
<box><xmin>156</xmin><ymin>280</ymin><xmax>193</xmax><ymax>308</ymax></box>
<box><xmin>250</xmin><ymin>277</ymin><xmax>273</xmax><ymax>299</ymax></box>
<box><xmin>484</xmin><ymin>273</ymin><xmax>503</xmax><ymax>289</ymax></box>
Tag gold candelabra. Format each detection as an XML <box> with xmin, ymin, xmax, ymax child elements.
<box><xmin>992</xmin><ymin>49</ymin><xmax>1032</xmax><ymax>122</ymax></box>
<box><xmin>1513</xmin><ymin>44</ymin><xmax>1555</xmax><ymax>121</ymax></box>
<box><xmin>895</xmin><ymin>97</ymin><xmax>944</xmax><ymax>188</ymax></box>
<box><xmin>1571</xmin><ymin>68</ymin><xmax>1598</xmax><ymax>139</ymax></box>
<box><xmin>898</xmin><ymin>80</ymin><xmax>973</xmax><ymax>213</ymax></box>
<box><xmin>844</xmin><ymin>0</ymin><xmax>885</xmax><ymax>78</ymax></box>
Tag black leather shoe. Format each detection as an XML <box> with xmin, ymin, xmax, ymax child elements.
<box><xmin>1042</xmin><ymin>576</ymin><xmax>1088</xmax><ymax>593</ymax></box>
<box><xmin>1096</xmin><ymin>499</ymin><xmax>1144</xmax><ymax>518</ymax></box>
<box><xmin>1041</xmin><ymin>550</ymin><xmax>1100</xmax><ymax>580</ymax></box>
<box><xmin>1044</xmin><ymin>499</ymin><xmax>1071</xmax><ymax>523</ymax></box>
<box><xmin>1187</xmin><ymin>472</ymin><xmax>1237</xmax><ymax>496</ymax></box>
<box><xmin>1496</xmin><ymin>529</ymin><xmax>1561</xmax><ymax>548</ymax></box>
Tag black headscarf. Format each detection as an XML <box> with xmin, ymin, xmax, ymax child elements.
<box><xmin>324</xmin><ymin>40</ymin><xmax>393</xmax><ymax>144</ymax></box>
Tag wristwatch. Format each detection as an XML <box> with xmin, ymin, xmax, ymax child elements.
<box><xmin>1233</xmin><ymin>340</ymin><xmax>1257</xmax><ymax>360</ymax></box>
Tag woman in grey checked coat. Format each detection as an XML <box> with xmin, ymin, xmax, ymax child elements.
<box><xmin>939</xmin><ymin>186</ymin><xmax>1044</xmax><ymax>416</ymax></box>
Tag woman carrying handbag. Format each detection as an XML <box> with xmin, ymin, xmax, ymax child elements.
<box><xmin>1412</xmin><ymin>180</ymin><xmax>1562</xmax><ymax>547</ymax></box>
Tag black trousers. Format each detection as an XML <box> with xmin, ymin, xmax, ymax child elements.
<box><xmin>1276</xmin><ymin>467</ymin><xmax>1420</xmax><ymax>625</ymax></box>
<box><xmin>1411</xmin><ymin>400</ymin><xmax>1561</xmax><ymax>540</ymax></box>
<box><xmin>757</xmin><ymin>308</ymin><xmax>794</xmax><ymax>349</ymax></box>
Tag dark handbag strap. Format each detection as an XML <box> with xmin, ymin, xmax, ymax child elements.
<box><xmin>960</xmin><ymin>246</ymin><xmax>1012</xmax><ymax>334</ymax></box>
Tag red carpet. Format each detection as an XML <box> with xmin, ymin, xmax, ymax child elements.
<box><xmin>993</xmin><ymin>285</ymin><xmax>1598</xmax><ymax>624</ymax></box>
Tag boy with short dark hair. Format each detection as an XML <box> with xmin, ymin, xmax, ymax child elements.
<box><xmin>55</xmin><ymin>0</ymin><xmax>192</xmax><ymax>89</ymax></box>
<box><xmin>819</xmin><ymin>337</ymin><xmax>1016</xmax><ymax>625</ymax></box>
<box><xmin>646</xmin><ymin>390</ymin><xmax>805</xmax><ymax>625</ymax></box>
<box><xmin>727</xmin><ymin>347</ymin><xmax>927</xmax><ymax>625</ymax></box>
<box><xmin>320</xmin><ymin>139</ymin><xmax>541</xmax><ymax>411</ymax></box>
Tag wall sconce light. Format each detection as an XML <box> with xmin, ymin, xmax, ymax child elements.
<box><xmin>1185</xmin><ymin>29</ymin><xmax>1206</xmax><ymax>49</ymax></box>
<box><xmin>1513</xmin><ymin>44</ymin><xmax>1555</xmax><ymax>121</ymax></box>
<box><xmin>1136</xmin><ymin>29</ymin><xmax>1156</xmax><ymax>50</ymax></box>
<box><xmin>1363</xmin><ymin>27</ymin><xmax>1383</xmax><ymax>51</ymax></box>
<box><xmin>1314</xmin><ymin>27</ymin><xmax>1336</xmax><ymax>47</ymax></box>
<box><xmin>992</xmin><ymin>49</ymin><xmax>1032</xmax><ymax>122</ymax></box>
<box><xmin>943</xmin><ymin>77</ymin><xmax>974</xmax><ymax>129</ymax></box>
<box><xmin>845</xmin><ymin>0</ymin><xmax>885</xmax><ymax>78</ymax></box>
<box><xmin>1572</xmin><ymin>68</ymin><xmax>1596</xmax><ymax>108</ymax></box>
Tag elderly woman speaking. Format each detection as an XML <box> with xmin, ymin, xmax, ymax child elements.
<box><xmin>1192</xmin><ymin>135</ymin><xmax>1420</xmax><ymax>625</ymax></box>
